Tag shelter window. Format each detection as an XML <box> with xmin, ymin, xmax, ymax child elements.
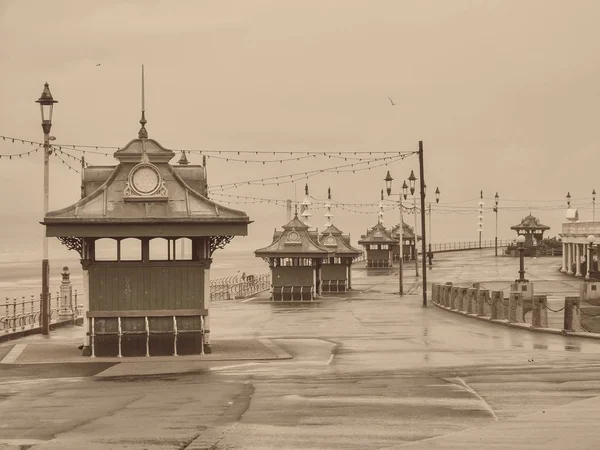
<box><xmin>149</xmin><ymin>238</ymin><xmax>169</xmax><ymax>261</ymax></box>
<box><xmin>381</xmin><ymin>244</ymin><xmax>389</xmax><ymax>250</ymax></box>
<box><xmin>95</xmin><ymin>238</ymin><xmax>118</xmax><ymax>261</ymax></box>
<box><xmin>120</xmin><ymin>238</ymin><xmax>142</xmax><ymax>261</ymax></box>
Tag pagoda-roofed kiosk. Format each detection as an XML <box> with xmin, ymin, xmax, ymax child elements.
<box><xmin>511</xmin><ymin>214</ymin><xmax>551</xmax><ymax>245</ymax></box>
<box><xmin>255</xmin><ymin>214</ymin><xmax>333</xmax><ymax>301</ymax></box>
<box><xmin>391</xmin><ymin>222</ymin><xmax>420</xmax><ymax>261</ymax></box>
<box><xmin>358</xmin><ymin>222</ymin><xmax>398</xmax><ymax>268</ymax></box>
<box><xmin>44</xmin><ymin>125</ymin><xmax>250</xmax><ymax>357</ymax></box>
<box><xmin>318</xmin><ymin>224</ymin><xmax>362</xmax><ymax>292</ymax></box>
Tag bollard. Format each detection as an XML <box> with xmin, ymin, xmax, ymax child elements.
<box><xmin>508</xmin><ymin>292</ymin><xmax>524</xmax><ymax>323</ymax></box>
<box><xmin>466</xmin><ymin>288</ymin><xmax>478</xmax><ymax>314</ymax></box>
<box><xmin>476</xmin><ymin>290</ymin><xmax>489</xmax><ymax>316</ymax></box>
<box><xmin>449</xmin><ymin>287</ymin><xmax>458</xmax><ymax>308</ymax></box>
<box><xmin>449</xmin><ymin>287</ymin><xmax>458</xmax><ymax>309</ymax></box>
<box><xmin>531</xmin><ymin>295</ymin><xmax>549</xmax><ymax>328</ymax></box>
<box><xmin>564</xmin><ymin>297</ymin><xmax>581</xmax><ymax>332</ymax></box>
<box><xmin>490</xmin><ymin>291</ymin><xmax>504</xmax><ymax>320</ymax></box>
<box><xmin>459</xmin><ymin>288</ymin><xmax>469</xmax><ymax>312</ymax></box>
<box><xmin>444</xmin><ymin>282</ymin><xmax>453</xmax><ymax>307</ymax></box>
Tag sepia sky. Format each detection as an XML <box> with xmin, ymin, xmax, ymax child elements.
<box><xmin>1</xmin><ymin>0</ymin><xmax>600</xmax><ymax>259</ymax></box>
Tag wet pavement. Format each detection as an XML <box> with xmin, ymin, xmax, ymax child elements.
<box><xmin>1</xmin><ymin>250</ymin><xmax>600</xmax><ymax>448</ymax></box>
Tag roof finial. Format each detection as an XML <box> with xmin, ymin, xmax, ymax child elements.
<box><xmin>328</xmin><ymin>187</ymin><xmax>331</xmax><ymax>200</ymax></box>
<box><xmin>138</xmin><ymin>64</ymin><xmax>148</xmax><ymax>139</ymax></box>
<box><xmin>178</xmin><ymin>151</ymin><xmax>189</xmax><ymax>165</ymax></box>
<box><xmin>294</xmin><ymin>204</ymin><xmax>298</xmax><ymax>216</ymax></box>
<box><xmin>305</xmin><ymin>183</ymin><xmax>309</xmax><ymax>196</ymax></box>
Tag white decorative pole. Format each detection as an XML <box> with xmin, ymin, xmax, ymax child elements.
<box><xmin>478</xmin><ymin>190</ymin><xmax>484</xmax><ymax>249</ymax></box>
<box><xmin>300</xmin><ymin>183</ymin><xmax>313</xmax><ymax>227</ymax></box>
<box><xmin>324</xmin><ymin>187</ymin><xmax>333</xmax><ymax>228</ymax></box>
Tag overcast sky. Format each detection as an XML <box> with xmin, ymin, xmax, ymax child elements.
<box><xmin>1</xmin><ymin>0</ymin><xmax>599</xmax><ymax>258</ymax></box>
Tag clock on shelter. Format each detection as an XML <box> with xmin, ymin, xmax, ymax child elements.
<box><xmin>43</xmin><ymin>77</ymin><xmax>250</xmax><ymax>357</ymax></box>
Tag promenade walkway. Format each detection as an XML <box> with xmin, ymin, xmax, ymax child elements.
<box><xmin>0</xmin><ymin>250</ymin><xmax>599</xmax><ymax>449</ymax></box>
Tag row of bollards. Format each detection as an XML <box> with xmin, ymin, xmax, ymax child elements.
<box><xmin>430</xmin><ymin>283</ymin><xmax>583</xmax><ymax>331</ymax></box>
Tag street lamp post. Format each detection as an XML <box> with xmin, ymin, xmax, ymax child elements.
<box><xmin>587</xmin><ymin>235</ymin><xmax>596</xmax><ymax>280</ymax></box>
<box><xmin>385</xmin><ymin>171</ymin><xmax>403</xmax><ymax>295</ymax></box>
<box><xmin>36</xmin><ymin>83</ymin><xmax>58</xmax><ymax>336</ymax></box>
<box><xmin>427</xmin><ymin>188</ymin><xmax>440</xmax><ymax>269</ymax></box>
<box><xmin>408</xmin><ymin>170</ymin><xmax>419</xmax><ymax>278</ymax></box>
<box><xmin>516</xmin><ymin>234</ymin><xmax>528</xmax><ymax>282</ymax></box>
<box><xmin>478</xmin><ymin>191</ymin><xmax>484</xmax><ymax>249</ymax></box>
<box><xmin>494</xmin><ymin>192</ymin><xmax>499</xmax><ymax>256</ymax></box>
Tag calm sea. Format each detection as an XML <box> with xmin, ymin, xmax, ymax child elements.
<box><xmin>0</xmin><ymin>249</ymin><xmax>268</xmax><ymax>302</ymax></box>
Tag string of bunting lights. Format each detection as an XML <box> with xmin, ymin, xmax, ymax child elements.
<box><xmin>209</xmin><ymin>154</ymin><xmax>409</xmax><ymax>191</ymax></box>
<box><xmin>52</xmin><ymin>152</ymin><xmax>81</xmax><ymax>174</ymax></box>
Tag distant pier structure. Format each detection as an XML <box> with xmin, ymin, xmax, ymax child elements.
<box><xmin>44</xmin><ymin>83</ymin><xmax>250</xmax><ymax>356</ymax></box>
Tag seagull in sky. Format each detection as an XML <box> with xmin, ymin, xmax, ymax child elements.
<box><xmin>96</xmin><ymin>63</ymin><xmax>101</xmax><ymax>67</ymax></box>
<box><xmin>388</xmin><ymin>96</ymin><xmax>396</xmax><ymax>106</ymax></box>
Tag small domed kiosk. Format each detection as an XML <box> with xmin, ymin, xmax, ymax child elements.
<box><xmin>255</xmin><ymin>212</ymin><xmax>333</xmax><ymax>300</ymax></box>
<box><xmin>358</xmin><ymin>222</ymin><xmax>398</xmax><ymax>268</ymax></box>
<box><xmin>317</xmin><ymin>188</ymin><xmax>362</xmax><ymax>291</ymax></box>
<box><xmin>44</xmin><ymin>97</ymin><xmax>250</xmax><ymax>356</ymax></box>
<box><xmin>391</xmin><ymin>222</ymin><xmax>420</xmax><ymax>261</ymax></box>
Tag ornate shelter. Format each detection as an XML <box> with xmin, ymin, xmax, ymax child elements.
<box><xmin>391</xmin><ymin>221</ymin><xmax>420</xmax><ymax>261</ymax></box>
<box><xmin>318</xmin><ymin>225</ymin><xmax>362</xmax><ymax>292</ymax></box>
<box><xmin>511</xmin><ymin>214</ymin><xmax>550</xmax><ymax>246</ymax></box>
<box><xmin>255</xmin><ymin>213</ymin><xmax>333</xmax><ymax>300</ymax></box>
<box><xmin>358</xmin><ymin>222</ymin><xmax>398</xmax><ymax>268</ymax></box>
<box><xmin>44</xmin><ymin>104</ymin><xmax>250</xmax><ymax>357</ymax></box>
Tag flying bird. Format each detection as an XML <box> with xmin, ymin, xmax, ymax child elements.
<box><xmin>388</xmin><ymin>96</ymin><xmax>396</xmax><ymax>106</ymax></box>
<box><xmin>96</xmin><ymin>63</ymin><xmax>101</xmax><ymax>67</ymax></box>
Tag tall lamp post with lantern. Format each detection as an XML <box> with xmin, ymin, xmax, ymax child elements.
<box><xmin>36</xmin><ymin>83</ymin><xmax>58</xmax><ymax>336</ymax></box>
<box><xmin>494</xmin><ymin>192</ymin><xmax>499</xmax><ymax>256</ymax></box>
<box><xmin>427</xmin><ymin>187</ymin><xmax>440</xmax><ymax>269</ymax></box>
<box><xmin>384</xmin><ymin>171</ymin><xmax>405</xmax><ymax>295</ymax></box>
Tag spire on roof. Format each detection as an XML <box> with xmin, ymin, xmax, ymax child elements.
<box><xmin>138</xmin><ymin>65</ymin><xmax>148</xmax><ymax>139</ymax></box>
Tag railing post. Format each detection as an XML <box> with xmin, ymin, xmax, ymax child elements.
<box><xmin>21</xmin><ymin>296</ymin><xmax>25</xmax><ymax>330</ymax></box>
<box><xmin>59</xmin><ymin>266</ymin><xmax>74</xmax><ymax>320</ymax></box>
<box><xmin>564</xmin><ymin>296</ymin><xmax>581</xmax><ymax>332</ymax></box>
<box><xmin>531</xmin><ymin>295</ymin><xmax>548</xmax><ymax>328</ymax></box>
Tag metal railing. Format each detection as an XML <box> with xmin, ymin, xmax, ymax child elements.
<box><xmin>429</xmin><ymin>239</ymin><xmax>513</xmax><ymax>253</ymax></box>
<box><xmin>1</xmin><ymin>291</ymin><xmax>83</xmax><ymax>334</ymax></box>
<box><xmin>210</xmin><ymin>273</ymin><xmax>271</xmax><ymax>301</ymax></box>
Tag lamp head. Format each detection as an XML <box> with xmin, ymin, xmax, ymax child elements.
<box><xmin>517</xmin><ymin>235</ymin><xmax>526</xmax><ymax>244</ymax></box>
<box><xmin>35</xmin><ymin>82</ymin><xmax>58</xmax><ymax>127</ymax></box>
<box><xmin>408</xmin><ymin>170</ymin><xmax>416</xmax><ymax>195</ymax></box>
<box><xmin>402</xmin><ymin>180</ymin><xmax>408</xmax><ymax>200</ymax></box>
<box><xmin>588</xmin><ymin>235</ymin><xmax>595</xmax><ymax>244</ymax></box>
<box><xmin>384</xmin><ymin>170</ymin><xmax>393</xmax><ymax>196</ymax></box>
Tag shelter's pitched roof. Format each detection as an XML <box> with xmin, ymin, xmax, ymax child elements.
<box><xmin>319</xmin><ymin>224</ymin><xmax>361</xmax><ymax>257</ymax></box>
<box><xmin>357</xmin><ymin>222</ymin><xmax>398</xmax><ymax>245</ymax></box>
<box><xmin>510</xmin><ymin>214</ymin><xmax>550</xmax><ymax>231</ymax></box>
<box><xmin>255</xmin><ymin>214</ymin><xmax>333</xmax><ymax>258</ymax></box>
<box><xmin>391</xmin><ymin>222</ymin><xmax>421</xmax><ymax>241</ymax></box>
<box><xmin>44</xmin><ymin>137</ymin><xmax>250</xmax><ymax>236</ymax></box>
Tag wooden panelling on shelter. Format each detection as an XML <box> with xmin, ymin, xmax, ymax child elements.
<box><xmin>89</xmin><ymin>264</ymin><xmax>205</xmax><ymax>311</ymax></box>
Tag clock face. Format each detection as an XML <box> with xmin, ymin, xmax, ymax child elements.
<box><xmin>132</xmin><ymin>166</ymin><xmax>160</xmax><ymax>194</ymax></box>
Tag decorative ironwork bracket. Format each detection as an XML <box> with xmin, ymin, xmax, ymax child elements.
<box><xmin>57</xmin><ymin>237</ymin><xmax>83</xmax><ymax>257</ymax></box>
<box><xmin>209</xmin><ymin>235</ymin><xmax>234</xmax><ymax>256</ymax></box>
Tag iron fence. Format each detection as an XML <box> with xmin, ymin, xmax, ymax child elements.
<box><xmin>210</xmin><ymin>273</ymin><xmax>271</xmax><ymax>301</ymax></box>
<box><xmin>429</xmin><ymin>239</ymin><xmax>513</xmax><ymax>253</ymax></box>
<box><xmin>1</xmin><ymin>291</ymin><xmax>83</xmax><ymax>334</ymax></box>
